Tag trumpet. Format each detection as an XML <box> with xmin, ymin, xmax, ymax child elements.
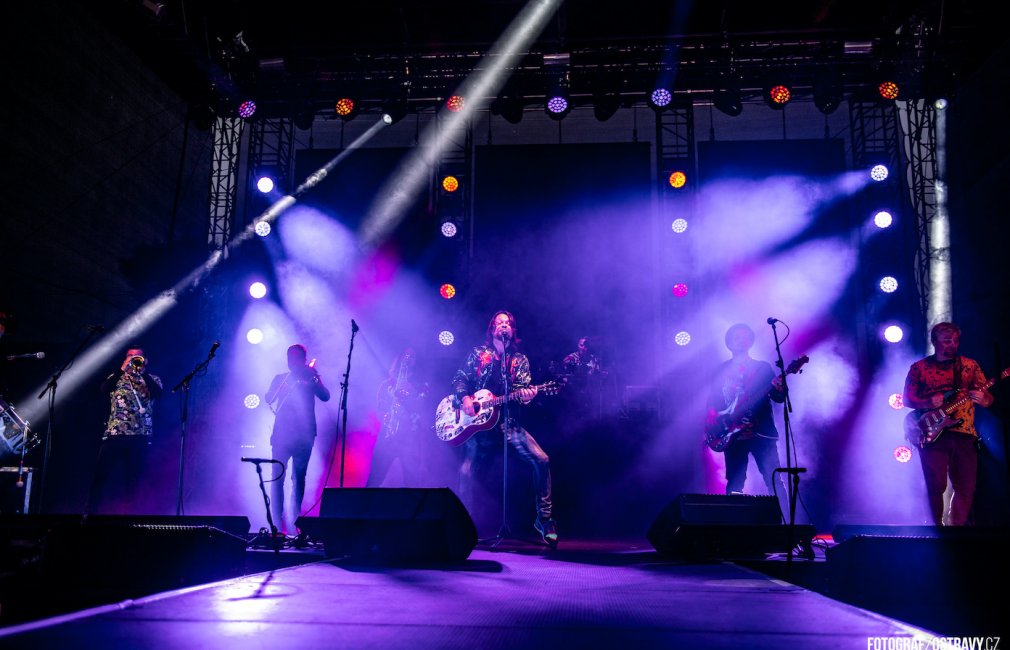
<box><xmin>129</xmin><ymin>355</ymin><xmax>146</xmax><ymax>369</ymax></box>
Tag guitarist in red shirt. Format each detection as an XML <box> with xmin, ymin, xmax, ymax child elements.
<box><xmin>705</xmin><ymin>323</ymin><xmax>786</xmax><ymax>495</ymax></box>
<box><xmin>451</xmin><ymin>310</ymin><xmax>558</xmax><ymax>547</ymax></box>
<box><xmin>903</xmin><ymin>322</ymin><xmax>994</xmax><ymax>526</ymax></box>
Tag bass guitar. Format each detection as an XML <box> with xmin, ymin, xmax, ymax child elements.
<box><xmin>704</xmin><ymin>355</ymin><xmax>809</xmax><ymax>452</ymax></box>
<box><xmin>434</xmin><ymin>381</ymin><xmax>560</xmax><ymax>446</ymax></box>
<box><xmin>903</xmin><ymin>367</ymin><xmax>1009</xmax><ymax>448</ymax></box>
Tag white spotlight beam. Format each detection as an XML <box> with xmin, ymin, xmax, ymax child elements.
<box><xmin>18</xmin><ymin>120</ymin><xmax>391</xmax><ymax>418</ymax></box>
<box><xmin>358</xmin><ymin>0</ymin><xmax>564</xmax><ymax>248</ymax></box>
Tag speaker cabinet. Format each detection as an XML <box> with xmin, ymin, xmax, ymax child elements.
<box><xmin>0</xmin><ymin>514</ymin><xmax>249</xmax><ymax>624</ymax></box>
<box><xmin>297</xmin><ymin>487</ymin><xmax>477</xmax><ymax>564</ymax></box>
<box><xmin>826</xmin><ymin>529</ymin><xmax>1010</xmax><ymax>634</ymax></box>
<box><xmin>648</xmin><ymin>493</ymin><xmax>813</xmax><ymax>559</ymax></box>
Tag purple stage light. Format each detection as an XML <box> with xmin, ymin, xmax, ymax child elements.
<box><xmin>546</xmin><ymin>96</ymin><xmax>568</xmax><ymax>114</ymax></box>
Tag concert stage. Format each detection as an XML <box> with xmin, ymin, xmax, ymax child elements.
<box><xmin>3</xmin><ymin>525</ymin><xmax>1003</xmax><ymax>648</ymax></box>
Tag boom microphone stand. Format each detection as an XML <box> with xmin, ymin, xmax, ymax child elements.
<box><xmin>338</xmin><ymin>319</ymin><xmax>359</xmax><ymax>487</ymax></box>
<box><xmin>171</xmin><ymin>341</ymin><xmax>220</xmax><ymax>516</ymax></box>
<box><xmin>35</xmin><ymin>324</ymin><xmax>104</xmax><ymax>513</ymax></box>
<box><xmin>768</xmin><ymin>318</ymin><xmax>805</xmax><ymax>563</ymax></box>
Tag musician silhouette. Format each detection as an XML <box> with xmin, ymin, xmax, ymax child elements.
<box><xmin>367</xmin><ymin>347</ymin><xmax>429</xmax><ymax>487</ymax></box>
<box><xmin>265</xmin><ymin>344</ymin><xmax>330</xmax><ymax>533</ymax></box>
<box><xmin>705</xmin><ymin>323</ymin><xmax>784</xmax><ymax>495</ymax></box>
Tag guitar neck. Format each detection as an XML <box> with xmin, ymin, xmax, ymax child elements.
<box><xmin>489</xmin><ymin>383</ymin><xmax>546</xmax><ymax>407</ymax></box>
<box><xmin>942</xmin><ymin>369</ymin><xmax>1009</xmax><ymax>414</ymax></box>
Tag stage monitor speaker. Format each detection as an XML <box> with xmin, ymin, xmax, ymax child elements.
<box><xmin>1</xmin><ymin>514</ymin><xmax>250</xmax><ymax>622</ymax></box>
<box><xmin>648</xmin><ymin>493</ymin><xmax>812</xmax><ymax>559</ymax></box>
<box><xmin>826</xmin><ymin>530</ymin><xmax>1010</xmax><ymax>634</ymax></box>
<box><xmin>86</xmin><ymin>514</ymin><xmax>251</xmax><ymax>539</ymax></box>
<box><xmin>297</xmin><ymin>487</ymin><xmax>477</xmax><ymax>564</ymax></box>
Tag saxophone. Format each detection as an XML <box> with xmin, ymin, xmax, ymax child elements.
<box><xmin>380</xmin><ymin>353</ymin><xmax>412</xmax><ymax>438</ymax></box>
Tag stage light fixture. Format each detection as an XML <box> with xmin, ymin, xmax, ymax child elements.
<box><xmin>764</xmin><ymin>84</ymin><xmax>791</xmax><ymax>109</ymax></box>
<box><xmin>813</xmin><ymin>78</ymin><xmax>843</xmax><ymax>114</ymax></box>
<box><xmin>381</xmin><ymin>97</ymin><xmax>408</xmax><ymax>125</ymax></box>
<box><xmin>249</xmin><ymin>282</ymin><xmax>267</xmax><ymax>299</ymax></box>
<box><xmin>674</xmin><ymin>331</ymin><xmax>691</xmax><ymax>346</ymax></box>
<box><xmin>238</xmin><ymin>100</ymin><xmax>257</xmax><ymax>119</ymax></box>
<box><xmin>671</xmin><ymin>218</ymin><xmax>688</xmax><ymax>233</ymax></box>
<box><xmin>879</xmin><ymin>276</ymin><xmax>898</xmax><ymax>293</ymax></box>
<box><xmin>672</xmin><ymin>283</ymin><xmax>688</xmax><ymax>298</ymax></box>
<box><xmin>441</xmin><ymin>176</ymin><xmax>459</xmax><ymax>192</ymax></box>
<box><xmin>882</xmin><ymin>324</ymin><xmax>904</xmax><ymax>343</ymax></box>
<box><xmin>254</xmin><ymin>221</ymin><xmax>271</xmax><ymax>237</ymax></box>
<box><xmin>668</xmin><ymin>171</ymin><xmax>687</xmax><ymax>189</ymax></box>
<box><xmin>335</xmin><ymin>97</ymin><xmax>358</xmax><ymax>121</ymax></box>
<box><xmin>438</xmin><ymin>330</ymin><xmax>455</xmax><ymax>346</ymax></box>
<box><xmin>440</xmin><ymin>221</ymin><xmax>458</xmax><ymax>238</ymax></box>
<box><xmin>873</xmin><ymin>211</ymin><xmax>893</xmax><ymax>228</ymax></box>
<box><xmin>491</xmin><ymin>95</ymin><xmax>524</xmax><ymax>124</ymax></box>
<box><xmin>888</xmin><ymin>394</ymin><xmax>904</xmax><ymax>410</ymax></box>
<box><xmin>592</xmin><ymin>91</ymin><xmax>620</xmax><ymax>122</ymax></box>
<box><xmin>545</xmin><ymin>94</ymin><xmax>570</xmax><ymax>119</ymax></box>
<box><xmin>894</xmin><ymin>446</ymin><xmax>913</xmax><ymax>463</ymax></box>
<box><xmin>713</xmin><ymin>88</ymin><xmax>743</xmax><ymax>117</ymax></box>
<box><xmin>870</xmin><ymin>164</ymin><xmax>889</xmax><ymax>182</ymax></box>
<box><xmin>246</xmin><ymin>328</ymin><xmax>264</xmax><ymax>344</ymax></box>
<box><xmin>256</xmin><ymin>176</ymin><xmax>275</xmax><ymax>194</ymax></box>
<box><xmin>291</xmin><ymin>99</ymin><xmax>315</xmax><ymax>130</ymax></box>
<box><xmin>440</xmin><ymin>284</ymin><xmax>456</xmax><ymax>299</ymax></box>
<box><xmin>244</xmin><ymin>394</ymin><xmax>260</xmax><ymax>409</ymax></box>
<box><xmin>648</xmin><ymin>87</ymin><xmax>673</xmax><ymax>111</ymax></box>
<box><xmin>878</xmin><ymin>80</ymin><xmax>900</xmax><ymax>100</ymax></box>
<box><xmin>446</xmin><ymin>95</ymin><xmax>465</xmax><ymax>113</ymax></box>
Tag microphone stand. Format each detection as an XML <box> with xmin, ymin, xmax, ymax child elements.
<box><xmin>769</xmin><ymin>320</ymin><xmax>806</xmax><ymax>563</ymax></box>
<box><xmin>338</xmin><ymin>321</ymin><xmax>358</xmax><ymax>487</ymax></box>
<box><xmin>484</xmin><ymin>336</ymin><xmax>514</xmax><ymax>549</ymax></box>
<box><xmin>35</xmin><ymin>326</ymin><xmax>103</xmax><ymax>513</ymax></box>
<box><xmin>170</xmin><ymin>343</ymin><xmax>219</xmax><ymax>516</ymax></box>
<box><xmin>248</xmin><ymin>459</ymin><xmax>282</xmax><ymax>552</ymax></box>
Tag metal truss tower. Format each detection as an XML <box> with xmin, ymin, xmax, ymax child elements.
<box><xmin>207</xmin><ymin>117</ymin><xmax>244</xmax><ymax>250</ymax></box>
<box><xmin>243</xmin><ymin>118</ymin><xmax>296</xmax><ymax>228</ymax></box>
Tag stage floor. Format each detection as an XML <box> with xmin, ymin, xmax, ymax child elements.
<box><xmin>0</xmin><ymin>539</ymin><xmax>943</xmax><ymax>649</ymax></box>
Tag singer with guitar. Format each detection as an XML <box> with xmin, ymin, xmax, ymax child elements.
<box><xmin>903</xmin><ymin>322</ymin><xmax>994</xmax><ymax>526</ymax></box>
<box><xmin>705</xmin><ymin>323</ymin><xmax>786</xmax><ymax>495</ymax></box>
<box><xmin>265</xmin><ymin>344</ymin><xmax>330</xmax><ymax>534</ymax></box>
<box><xmin>450</xmin><ymin>310</ymin><xmax>558</xmax><ymax>547</ymax></box>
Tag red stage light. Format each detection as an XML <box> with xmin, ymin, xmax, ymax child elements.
<box><xmin>442</xmin><ymin>176</ymin><xmax>459</xmax><ymax>192</ymax></box>
<box><xmin>440</xmin><ymin>284</ymin><xmax>456</xmax><ymax>299</ymax></box>
<box><xmin>668</xmin><ymin>171</ymin><xmax>686</xmax><ymax>189</ymax></box>
<box><xmin>768</xmin><ymin>85</ymin><xmax>791</xmax><ymax>105</ymax></box>
<box><xmin>878</xmin><ymin>81</ymin><xmax>900</xmax><ymax>100</ymax></box>
<box><xmin>446</xmin><ymin>95</ymin><xmax>465</xmax><ymax>113</ymax></box>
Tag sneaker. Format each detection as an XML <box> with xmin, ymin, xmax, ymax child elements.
<box><xmin>535</xmin><ymin>517</ymin><xmax>559</xmax><ymax>548</ymax></box>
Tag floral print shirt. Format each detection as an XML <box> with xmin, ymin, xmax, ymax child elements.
<box><xmin>103</xmin><ymin>370</ymin><xmax>162</xmax><ymax>440</ymax></box>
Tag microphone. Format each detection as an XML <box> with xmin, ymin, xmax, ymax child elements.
<box><xmin>241</xmin><ymin>457</ymin><xmax>281</xmax><ymax>465</ymax></box>
<box><xmin>209</xmin><ymin>341</ymin><xmax>220</xmax><ymax>356</ymax></box>
<box><xmin>351</xmin><ymin>319</ymin><xmax>360</xmax><ymax>333</ymax></box>
<box><xmin>6</xmin><ymin>352</ymin><xmax>45</xmax><ymax>361</ymax></box>
<box><xmin>767</xmin><ymin>317</ymin><xmax>779</xmax><ymax>325</ymax></box>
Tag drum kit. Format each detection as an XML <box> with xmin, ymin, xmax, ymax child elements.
<box><xmin>1</xmin><ymin>395</ymin><xmax>37</xmax><ymax>458</ymax></box>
